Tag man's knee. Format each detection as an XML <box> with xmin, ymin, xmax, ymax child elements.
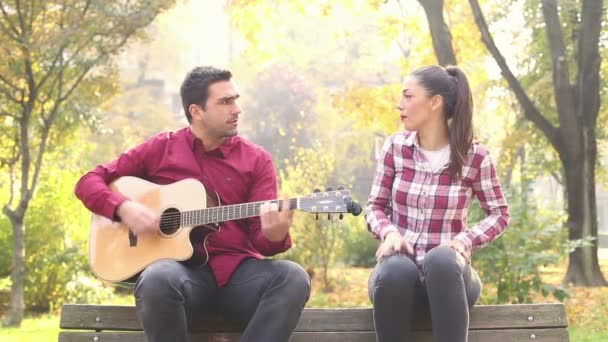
<box><xmin>134</xmin><ymin>260</ymin><xmax>184</xmax><ymax>298</ymax></box>
<box><xmin>274</xmin><ymin>260</ymin><xmax>311</xmax><ymax>303</ymax></box>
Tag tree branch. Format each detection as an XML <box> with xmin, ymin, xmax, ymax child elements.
<box><xmin>29</xmin><ymin>114</ymin><xmax>51</xmax><ymax>196</ymax></box>
<box><xmin>0</xmin><ymin>110</ymin><xmax>18</xmax><ymax>119</ymax></box>
<box><xmin>14</xmin><ymin>0</ymin><xmax>26</xmax><ymax>34</ymax></box>
<box><xmin>34</xmin><ymin>44</ymin><xmax>67</xmax><ymax>92</ymax></box>
<box><xmin>468</xmin><ymin>0</ymin><xmax>559</xmax><ymax>149</ymax></box>
<box><xmin>18</xmin><ymin>111</ymin><xmax>32</xmax><ymax>217</ymax></box>
<box><xmin>417</xmin><ymin>0</ymin><xmax>457</xmax><ymax>66</ymax></box>
<box><xmin>0</xmin><ymin>16</ymin><xmax>20</xmax><ymax>41</ymax></box>
<box><xmin>29</xmin><ymin>59</ymin><xmax>64</xmax><ymax>194</ymax></box>
<box><xmin>4</xmin><ymin>128</ymin><xmax>21</xmax><ymax>211</ymax></box>
<box><xmin>0</xmin><ymin>72</ymin><xmax>21</xmax><ymax>92</ymax></box>
<box><xmin>577</xmin><ymin>0</ymin><xmax>602</xmax><ymax>125</ymax></box>
<box><xmin>0</xmin><ymin>83</ymin><xmax>22</xmax><ymax>104</ymax></box>
<box><xmin>58</xmin><ymin>28</ymin><xmax>140</xmax><ymax>104</ymax></box>
<box><xmin>26</xmin><ymin>0</ymin><xmax>36</xmax><ymax>33</ymax></box>
<box><xmin>540</xmin><ymin>0</ymin><xmax>577</xmax><ymax>129</ymax></box>
<box><xmin>0</xmin><ymin>1</ymin><xmax>22</xmax><ymax>37</ymax></box>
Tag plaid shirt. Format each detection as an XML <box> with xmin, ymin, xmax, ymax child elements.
<box><xmin>366</xmin><ymin>131</ymin><xmax>510</xmax><ymax>264</ymax></box>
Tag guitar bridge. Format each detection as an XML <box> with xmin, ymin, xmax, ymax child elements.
<box><xmin>128</xmin><ymin>229</ymin><xmax>137</xmax><ymax>247</ymax></box>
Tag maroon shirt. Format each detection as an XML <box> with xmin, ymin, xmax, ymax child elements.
<box><xmin>75</xmin><ymin>127</ymin><xmax>292</xmax><ymax>286</ymax></box>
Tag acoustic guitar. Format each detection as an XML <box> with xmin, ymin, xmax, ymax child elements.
<box><xmin>88</xmin><ymin>176</ymin><xmax>361</xmax><ymax>282</ymax></box>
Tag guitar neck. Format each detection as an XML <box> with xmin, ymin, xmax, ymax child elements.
<box><xmin>181</xmin><ymin>198</ymin><xmax>298</xmax><ymax>227</ymax></box>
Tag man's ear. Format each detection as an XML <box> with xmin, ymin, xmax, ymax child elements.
<box><xmin>189</xmin><ymin>104</ymin><xmax>203</xmax><ymax>120</ymax></box>
<box><xmin>430</xmin><ymin>94</ymin><xmax>444</xmax><ymax>112</ymax></box>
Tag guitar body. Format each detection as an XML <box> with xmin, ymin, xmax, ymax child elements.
<box><xmin>89</xmin><ymin>177</ymin><xmax>219</xmax><ymax>283</ymax></box>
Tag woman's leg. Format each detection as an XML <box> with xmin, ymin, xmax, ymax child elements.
<box><xmin>368</xmin><ymin>254</ymin><xmax>422</xmax><ymax>342</ymax></box>
<box><xmin>422</xmin><ymin>246</ymin><xmax>482</xmax><ymax>342</ymax></box>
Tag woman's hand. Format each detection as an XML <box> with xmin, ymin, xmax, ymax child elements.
<box><xmin>375</xmin><ymin>231</ymin><xmax>414</xmax><ymax>262</ymax></box>
<box><xmin>447</xmin><ymin>240</ymin><xmax>470</xmax><ymax>263</ymax></box>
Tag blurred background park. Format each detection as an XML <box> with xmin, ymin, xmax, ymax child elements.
<box><xmin>0</xmin><ymin>0</ymin><xmax>607</xmax><ymax>340</ymax></box>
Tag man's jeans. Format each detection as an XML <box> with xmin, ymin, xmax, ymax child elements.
<box><xmin>134</xmin><ymin>258</ymin><xmax>311</xmax><ymax>342</ymax></box>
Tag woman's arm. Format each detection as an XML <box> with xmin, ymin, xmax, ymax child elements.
<box><xmin>453</xmin><ymin>148</ymin><xmax>510</xmax><ymax>252</ymax></box>
<box><xmin>366</xmin><ymin>137</ymin><xmax>399</xmax><ymax>241</ymax></box>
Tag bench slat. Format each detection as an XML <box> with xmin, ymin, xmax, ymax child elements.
<box><xmin>59</xmin><ymin>328</ymin><xmax>569</xmax><ymax>342</ymax></box>
<box><xmin>60</xmin><ymin>303</ymin><xmax>567</xmax><ymax>332</ymax></box>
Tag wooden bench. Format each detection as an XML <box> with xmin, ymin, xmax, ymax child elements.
<box><xmin>59</xmin><ymin>303</ymin><xmax>569</xmax><ymax>341</ymax></box>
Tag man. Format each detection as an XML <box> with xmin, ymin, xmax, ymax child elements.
<box><xmin>75</xmin><ymin>66</ymin><xmax>311</xmax><ymax>342</ymax></box>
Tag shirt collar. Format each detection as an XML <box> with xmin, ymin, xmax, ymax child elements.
<box><xmin>404</xmin><ymin>131</ymin><xmax>419</xmax><ymax>148</ymax></box>
<box><xmin>185</xmin><ymin>126</ymin><xmax>236</xmax><ymax>158</ymax></box>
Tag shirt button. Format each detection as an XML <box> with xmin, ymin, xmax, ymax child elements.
<box><xmin>422</xmin><ymin>191</ymin><xmax>427</xmax><ymax>196</ymax></box>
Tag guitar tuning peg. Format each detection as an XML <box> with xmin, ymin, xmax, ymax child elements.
<box><xmin>326</xmin><ymin>187</ymin><xmax>333</xmax><ymax>192</ymax></box>
<box><xmin>313</xmin><ymin>188</ymin><xmax>321</xmax><ymax>193</ymax></box>
<box><xmin>339</xmin><ymin>213</ymin><xmax>344</xmax><ymax>220</ymax></box>
<box><xmin>337</xmin><ymin>185</ymin><xmax>345</xmax><ymax>191</ymax></box>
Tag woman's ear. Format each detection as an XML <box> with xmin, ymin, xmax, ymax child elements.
<box><xmin>430</xmin><ymin>94</ymin><xmax>444</xmax><ymax>112</ymax></box>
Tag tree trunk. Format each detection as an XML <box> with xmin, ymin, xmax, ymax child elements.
<box><xmin>417</xmin><ymin>0</ymin><xmax>457</xmax><ymax>66</ymax></box>
<box><xmin>3</xmin><ymin>216</ymin><xmax>25</xmax><ymax>326</ymax></box>
<box><xmin>561</xmin><ymin>132</ymin><xmax>607</xmax><ymax>286</ymax></box>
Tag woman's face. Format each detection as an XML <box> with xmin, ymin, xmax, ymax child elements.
<box><xmin>397</xmin><ymin>76</ymin><xmax>439</xmax><ymax>131</ymax></box>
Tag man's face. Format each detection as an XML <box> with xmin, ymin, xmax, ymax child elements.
<box><xmin>193</xmin><ymin>80</ymin><xmax>241</xmax><ymax>139</ymax></box>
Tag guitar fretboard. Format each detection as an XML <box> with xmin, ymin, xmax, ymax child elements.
<box><xmin>180</xmin><ymin>198</ymin><xmax>298</xmax><ymax>226</ymax></box>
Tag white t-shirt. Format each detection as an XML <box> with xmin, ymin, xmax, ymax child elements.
<box><xmin>419</xmin><ymin>144</ymin><xmax>451</xmax><ymax>173</ymax></box>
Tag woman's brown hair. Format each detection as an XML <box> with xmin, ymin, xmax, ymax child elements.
<box><xmin>410</xmin><ymin>65</ymin><xmax>473</xmax><ymax>179</ymax></box>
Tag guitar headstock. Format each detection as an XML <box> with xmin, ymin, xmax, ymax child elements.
<box><xmin>298</xmin><ymin>187</ymin><xmax>362</xmax><ymax>218</ymax></box>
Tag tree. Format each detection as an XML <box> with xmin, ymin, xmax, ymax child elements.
<box><xmin>417</xmin><ymin>0</ymin><xmax>457</xmax><ymax>65</ymax></box>
<box><xmin>238</xmin><ymin>64</ymin><xmax>317</xmax><ymax>169</ymax></box>
<box><xmin>412</xmin><ymin>0</ymin><xmax>606</xmax><ymax>285</ymax></box>
<box><xmin>0</xmin><ymin>0</ymin><xmax>174</xmax><ymax>326</ymax></box>
<box><xmin>468</xmin><ymin>0</ymin><xmax>606</xmax><ymax>286</ymax></box>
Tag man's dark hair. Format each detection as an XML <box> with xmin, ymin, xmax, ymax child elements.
<box><xmin>180</xmin><ymin>66</ymin><xmax>232</xmax><ymax>123</ymax></box>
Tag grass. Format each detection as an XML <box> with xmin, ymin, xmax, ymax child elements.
<box><xmin>568</xmin><ymin>327</ymin><xmax>608</xmax><ymax>342</ymax></box>
<box><xmin>0</xmin><ymin>314</ymin><xmax>60</xmax><ymax>342</ymax></box>
<box><xmin>1</xmin><ymin>261</ymin><xmax>608</xmax><ymax>341</ymax></box>
<box><xmin>0</xmin><ymin>293</ymin><xmax>134</xmax><ymax>342</ymax></box>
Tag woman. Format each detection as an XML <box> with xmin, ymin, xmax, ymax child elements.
<box><xmin>365</xmin><ymin>65</ymin><xmax>510</xmax><ymax>342</ymax></box>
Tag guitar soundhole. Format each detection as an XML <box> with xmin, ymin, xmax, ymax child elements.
<box><xmin>159</xmin><ymin>208</ymin><xmax>181</xmax><ymax>235</ymax></box>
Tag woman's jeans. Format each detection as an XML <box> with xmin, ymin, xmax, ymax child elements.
<box><xmin>368</xmin><ymin>246</ymin><xmax>482</xmax><ymax>342</ymax></box>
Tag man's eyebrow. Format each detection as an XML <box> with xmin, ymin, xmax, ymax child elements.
<box><xmin>218</xmin><ymin>94</ymin><xmax>240</xmax><ymax>101</ymax></box>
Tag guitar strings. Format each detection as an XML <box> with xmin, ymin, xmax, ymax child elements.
<box><xmin>156</xmin><ymin>199</ymin><xmax>301</xmax><ymax>226</ymax></box>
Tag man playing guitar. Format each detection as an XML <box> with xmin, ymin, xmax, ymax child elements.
<box><xmin>75</xmin><ymin>66</ymin><xmax>311</xmax><ymax>342</ymax></box>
